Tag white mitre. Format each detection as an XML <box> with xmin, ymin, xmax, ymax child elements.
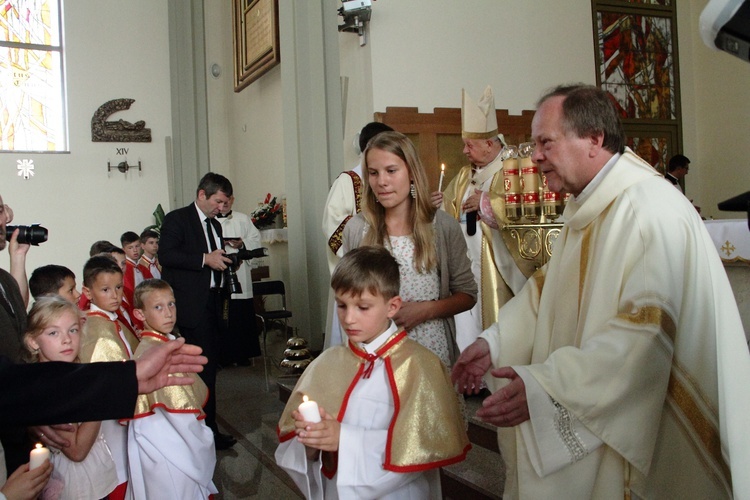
<box><xmin>462</xmin><ymin>85</ymin><xmax>499</xmax><ymax>140</ymax></box>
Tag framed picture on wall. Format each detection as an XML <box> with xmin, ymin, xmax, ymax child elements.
<box><xmin>233</xmin><ymin>0</ymin><xmax>280</xmax><ymax>92</ymax></box>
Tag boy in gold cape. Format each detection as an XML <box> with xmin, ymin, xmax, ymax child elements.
<box><xmin>276</xmin><ymin>246</ymin><xmax>469</xmax><ymax>499</ymax></box>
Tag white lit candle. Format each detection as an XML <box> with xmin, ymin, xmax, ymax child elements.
<box><xmin>438</xmin><ymin>163</ymin><xmax>446</xmax><ymax>192</ymax></box>
<box><xmin>29</xmin><ymin>443</ymin><xmax>50</xmax><ymax>470</ymax></box>
<box><xmin>298</xmin><ymin>395</ymin><xmax>321</xmax><ymax>423</ymax></box>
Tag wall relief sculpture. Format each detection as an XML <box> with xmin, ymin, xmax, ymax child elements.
<box><xmin>91</xmin><ymin>98</ymin><xmax>152</xmax><ymax>142</ymax></box>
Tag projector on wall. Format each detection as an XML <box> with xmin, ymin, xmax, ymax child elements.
<box><xmin>700</xmin><ymin>0</ymin><xmax>750</xmax><ymax>63</ymax></box>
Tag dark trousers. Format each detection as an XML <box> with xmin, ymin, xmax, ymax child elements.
<box><xmin>219</xmin><ymin>298</ymin><xmax>261</xmax><ymax>364</ymax></box>
<box><xmin>177</xmin><ymin>289</ymin><xmax>223</xmax><ymax>433</ymax></box>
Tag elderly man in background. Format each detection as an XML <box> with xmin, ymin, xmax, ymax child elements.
<box><xmin>441</xmin><ymin>86</ymin><xmax>530</xmax><ymax>352</ymax></box>
<box><xmin>453</xmin><ymin>84</ymin><xmax>749</xmax><ymax>499</ymax></box>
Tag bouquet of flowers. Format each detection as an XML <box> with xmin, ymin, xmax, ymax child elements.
<box><xmin>251</xmin><ymin>193</ymin><xmax>282</xmax><ymax>228</ymax></box>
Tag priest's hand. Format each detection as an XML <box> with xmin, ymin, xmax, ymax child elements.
<box><xmin>476</xmin><ymin>366</ymin><xmax>529</xmax><ymax>427</ymax></box>
<box><xmin>461</xmin><ymin>189</ymin><xmax>483</xmax><ymax>214</ymax></box>
<box><xmin>135</xmin><ymin>338</ymin><xmax>207</xmax><ymax>394</ymax></box>
<box><xmin>452</xmin><ymin>338</ymin><xmax>491</xmax><ymax>395</ymax></box>
<box><xmin>294</xmin><ymin>407</ymin><xmax>340</xmax><ymax>452</ymax></box>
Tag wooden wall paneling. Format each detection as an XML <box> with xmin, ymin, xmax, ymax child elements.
<box><xmin>375</xmin><ymin>107</ymin><xmax>535</xmax><ymax>189</ymax></box>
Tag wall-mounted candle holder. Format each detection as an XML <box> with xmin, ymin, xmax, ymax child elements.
<box><xmin>107</xmin><ymin>160</ymin><xmax>142</xmax><ymax>174</ymax></box>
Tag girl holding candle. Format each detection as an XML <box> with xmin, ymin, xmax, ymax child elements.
<box><xmin>342</xmin><ymin>131</ymin><xmax>476</xmax><ymax>367</ymax></box>
<box><xmin>22</xmin><ymin>297</ymin><xmax>118</xmax><ymax>500</ymax></box>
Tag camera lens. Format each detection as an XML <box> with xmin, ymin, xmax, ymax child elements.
<box><xmin>5</xmin><ymin>224</ymin><xmax>48</xmax><ymax>246</ymax></box>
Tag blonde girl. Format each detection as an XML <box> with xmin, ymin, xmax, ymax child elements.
<box><xmin>23</xmin><ymin>296</ymin><xmax>118</xmax><ymax>500</ymax></box>
<box><xmin>342</xmin><ymin>131</ymin><xmax>477</xmax><ymax>366</ymax></box>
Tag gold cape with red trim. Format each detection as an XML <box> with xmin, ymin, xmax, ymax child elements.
<box><xmin>129</xmin><ymin>332</ymin><xmax>209</xmax><ymax>420</ymax></box>
<box><xmin>277</xmin><ymin>331</ymin><xmax>470</xmax><ymax>472</ymax></box>
<box><xmin>80</xmin><ymin>311</ymin><xmax>139</xmax><ymax>363</ymax></box>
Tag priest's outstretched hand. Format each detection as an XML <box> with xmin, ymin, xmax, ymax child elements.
<box><xmin>476</xmin><ymin>367</ymin><xmax>529</xmax><ymax>427</ymax></box>
<box><xmin>451</xmin><ymin>338</ymin><xmax>491</xmax><ymax>395</ymax></box>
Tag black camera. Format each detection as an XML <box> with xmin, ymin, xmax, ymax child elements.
<box><xmin>224</xmin><ymin>246</ymin><xmax>268</xmax><ymax>294</ymax></box>
<box><xmin>5</xmin><ymin>224</ymin><xmax>48</xmax><ymax>246</ymax></box>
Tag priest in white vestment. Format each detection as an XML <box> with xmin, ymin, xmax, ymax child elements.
<box><xmin>453</xmin><ymin>84</ymin><xmax>750</xmax><ymax>499</ymax></box>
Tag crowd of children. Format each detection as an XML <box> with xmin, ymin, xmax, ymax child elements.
<box><xmin>5</xmin><ymin>229</ymin><xmax>216</xmax><ymax>500</ymax></box>
<box><xmin>5</xmin><ymin>222</ymin><xmax>472</xmax><ymax>499</ymax></box>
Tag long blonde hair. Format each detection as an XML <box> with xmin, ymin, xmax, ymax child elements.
<box><xmin>361</xmin><ymin>131</ymin><xmax>437</xmax><ymax>272</ymax></box>
<box><xmin>23</xmin><ymin>296</ymin><xmax>82</xmax><ymax>363</ymax></box>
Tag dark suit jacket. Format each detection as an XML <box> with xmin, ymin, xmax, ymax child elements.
<box><xmin>0</xmin><ymin>357</ymin><xmax>138</xmax><ymax>426</ymax></box>
<box><xmin>159</xmin><ymin>203</ymin><xmax>223</xmax><ymax>328</ymax></box>
<box><xmin>0</xmin><ymin>269</ymin><xmax>27</xmax><ymax>362</ymax></box>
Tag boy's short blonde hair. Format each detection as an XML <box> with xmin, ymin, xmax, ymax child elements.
<box><xmin>133</xmin><ymin>279</ymin><xmax>174</xmax><ymax>310</ymax></box>
<box><xmin>331</xmin><ymin>246</ymin><xmax>400</xmax><ymax>300</ymax></box>
<box><xmin>24</xmin><ymin>296</ymin><xmax>82</xmax><ymax>363</ymax></box>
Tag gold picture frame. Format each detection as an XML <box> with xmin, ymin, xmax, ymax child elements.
<box><xmin>233</xmin><ymin>0</ymin><xmax>280</xmax><ymax>92</ymax></box>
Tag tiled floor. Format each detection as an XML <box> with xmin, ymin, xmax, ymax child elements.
<box><xmin>212</xmin><ymin>329</ymin><xmax>303</xmax><ymax>499</ymax></box>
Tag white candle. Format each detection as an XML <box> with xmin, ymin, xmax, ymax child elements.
<box><xmin>29</xmin><ymin>443</ymin><xmax>50</xmax><ymax>470</ymax></box>
<box><xmin>438</xmin><ymin>163</ymin><xmax>446</xmax><ymax>192</ymax></box>
<box><xmin>298</xmin><ymin>395</ymin><xmax>321</xmax><ymax>423</ymax></box>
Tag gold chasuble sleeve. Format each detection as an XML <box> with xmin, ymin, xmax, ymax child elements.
<box><xmin>128</xmin><ymin>332</ymin><xmax>209</xmax><ymax>420</ymax></box>
<box><xmin>278</xmin><ymin>332</ymin><xmax>470</xmax><ymax>471</ymax></box>
<box><xmin>441</xmin><ymin>166</ymin><xmax>472</xmax><ymax>220</ymax></box>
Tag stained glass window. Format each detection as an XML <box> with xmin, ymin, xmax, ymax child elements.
<box><xmin>592</xmin><ymin>0</ymin><xmax>682</xmax><ymax>167</ymax></box>
<box><xmin>0</xmin><ymin>0</ymin><xmax>67</xmax><ymax>152</ymax></box>
<box><xmin>597</xmin><ymin>12</ymin><xmax>675</xmax><ymax>120</ymax></box>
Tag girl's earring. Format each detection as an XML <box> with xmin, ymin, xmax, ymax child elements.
<box><xmin>410</xmin><ymin>182</ymin><xmax>416</xmax><ymax>199</ymax></box>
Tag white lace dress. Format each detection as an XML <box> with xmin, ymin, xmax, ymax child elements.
<box><xmin>389</xmin><ymin>235</ymin><xmax>450</xmax><ymax>366</ymax></box>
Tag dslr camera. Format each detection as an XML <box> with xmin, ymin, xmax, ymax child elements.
<box><xmin>5</xmin><ymin>224</ymin><xmax>48</xmax><ymax>246</ymax></box>
<box><xmin>223</xmin><ymin>246</ymin><xmax>268</xmax><ymax>294</ymax></box>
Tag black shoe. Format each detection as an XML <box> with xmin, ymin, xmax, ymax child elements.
<box><xmin>214</xmin><ymin>432</ymin><xmax>237</xmax><ymax>450</ymax></box>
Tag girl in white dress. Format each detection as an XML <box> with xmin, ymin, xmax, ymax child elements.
<box><xmin>342</xmin><ymin>131</ymin><xmax>477</xmax><ymax>366</ymax></box>
<box><xmin>23</xmin><ymin>297</ymin><xmax>118</xmax><ymax>500</ymax></box>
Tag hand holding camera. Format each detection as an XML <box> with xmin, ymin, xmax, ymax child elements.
<box><xmin>224</xmin><ymin>247</ymin><xmax>268</xmax><ymax>294</ymax></box>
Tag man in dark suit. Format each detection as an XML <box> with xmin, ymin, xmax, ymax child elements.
<box><xmin>159</xmin><ymin>172</ymin><xmax>237</xmax><ymax>449</ymax></box>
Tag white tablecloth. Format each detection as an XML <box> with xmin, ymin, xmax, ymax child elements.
<box><xmin>260</xmin><ymin>228</ymin><xmax>288</xmax><ymax>244</ymax></box>
<box><xmin>704</xmin><ymin>219</ymin><xmax>750</xmax><ymax>264</ymax></box>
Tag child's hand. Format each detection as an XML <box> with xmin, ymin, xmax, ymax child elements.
<box><xmin>294</xmin><ymin>407</ymin><xmax>340</xmax><ymax>452</ymax></box>
<box><xmin>1</xmin><ymin>460</ymin><xmax>52</xmax><ymax>500</ymax></box>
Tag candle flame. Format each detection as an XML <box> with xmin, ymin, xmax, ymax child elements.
<box><xmin>35</xmin><ymin>443</ymin><xmax>43</xmax><ymax>449</ymax></box>
<box><xmin>441</xmin><ymin>163</ymin><xmax>445</xmax><ymax>172</ymax></box>
<box><xmin>302</xmin><ymin>395</ymin><xmax>309</xmax><ymax>403</ymax></box>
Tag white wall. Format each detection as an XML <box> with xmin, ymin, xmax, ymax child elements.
<box><xmin>204</xmin><ymin>0</ymin><xmax>286</xmax><ymax>218</ymax></box>
<box><xmin>1</xmin><ymin>0</ymin><xmax>172</xmax><ymax>280</ymax></box>
<box><xmin>681</xmin><ymin>0</ymin><xmax>750</xmax><ymax>219</ymax></box>
<box><xmin>340</xmin><ymin>0</ymin><xmax>596</xmax><ymax>170</ymax></box>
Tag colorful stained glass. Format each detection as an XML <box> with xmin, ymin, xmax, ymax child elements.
<box><xmin>0</xmin><ymin>0</ymin><xmax>59</xmax><ymax>45</ymax></box>
<box><xmin>627</xmin><ymin>135</ymin><xmax>669</xmax><ymax>174</ymax></box>
<box><xmin>0</xmin><ymin>0</ymin><xmax>65</xmax><ymax>152</ymax></box>
<box><xmin>597</xmin><ymin>12</ymin><xmax>675</xmax><ymax>120</ymax></box>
